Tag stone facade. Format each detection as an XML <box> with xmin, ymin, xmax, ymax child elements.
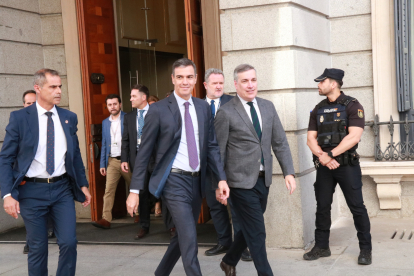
<box><xmin>0</xmin><ymin>0</ymin><xmax>67</xmax><ymax>233</ymax></box>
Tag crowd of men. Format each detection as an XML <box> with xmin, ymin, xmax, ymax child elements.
<box><xmin>0</xmin><ymin>58</ymin><xmax>371</xmax><ymax>276</ymax></box>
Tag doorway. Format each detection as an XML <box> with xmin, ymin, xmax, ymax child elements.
<box><xmin>76</xmin><ymin>0</ymin><xmax>209</xmax><ymax>222</ymax></box>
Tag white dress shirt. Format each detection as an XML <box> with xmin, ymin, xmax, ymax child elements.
<box><xmin>237</xmin><ymin>94</ymin><xmax>264</xmax><ymax>171</ymax></box>
<box><xmin>130</xmin><ymin>103</ymin><xmax>150</xmax><ymax>195</ymax></box>
<box><xmin>109</xmin><ymin>114</ymin><xmax>122</xmax><ymax>157</ymax></box>
<box><xmin>172</xmin><ymin>91</ymin><xmax>200</xmax><ymax>172</ymax></box>
<box><xmin>205</xmin><ymin>96</ymin><xmax>221</xmax><ymax>116</ymax></box>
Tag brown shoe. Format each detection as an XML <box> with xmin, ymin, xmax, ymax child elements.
<box><xmin>134</xmin><ymin>228</ymin><xmax>149</xmax><ymax>240</ymax></box>
<box><xmin>220</xmin><ymin>261</ymin><xmax>236</xmax><ymax>276</ymax></box>
<box><xmin>91</xmin><ymin>218</ymin><xmax>111</xmax><ymax>229</ymax></box>
<box><xmin>169</xmin><ymin>227</ymin><xmax>176</xmax><ymax>239</ymax></box>
<box><xmin>134</xmin><ymin>215</ymin><xmax>140</xmax><ymax>223</ymax></box>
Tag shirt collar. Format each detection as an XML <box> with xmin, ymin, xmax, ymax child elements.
<box><xmin>327</xmin><ymin>91</ymin><xmax>345</xmax><ymax>104</ymax></box>
<box><xmin>174</xmin><ymin>91</ymin><xmax>194</xmax><ymax>106</ymax></box>
<box><xmin>138</xmin><ymin>103</ymin><xmax>149</xmax><ymax>112</ymax></box>
<box><xmin>109</xmin><ymin>113</ymin><xmax>121</xmax><ymax>122</ymax></box>
<box><xmin>36</xmin><ymin>101</ymin><xmax>57</xmax><ymax>116</ymax></box>
<box><xmin>237</xmin><ymin>94</ymin><xmax>257</xmax><ymax>106</ymax></box>
<box><xmin>206</xmin><ymin>96</ymin><xmax>220</xmax><ymax>105</ymax></box>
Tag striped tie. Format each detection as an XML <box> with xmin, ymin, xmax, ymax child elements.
<box><xmin>45</xmin><ymin>112</ymin><xmax>55</xmax><ymax>175</ymax></box>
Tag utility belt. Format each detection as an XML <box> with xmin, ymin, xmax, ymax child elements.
<box><xmin>313</xmin><ymin>150</ymin><xmax>360</xmax><ymax>169</ymax></box>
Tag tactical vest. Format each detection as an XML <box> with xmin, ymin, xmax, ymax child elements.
<box><xmin>315</xmin><ymin>96</ymin><xmax>356</xmax><ymax>148</ymax></box>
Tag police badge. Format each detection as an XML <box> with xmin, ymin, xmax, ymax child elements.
<box><xmin>358</xmin><ymin>109</ymin><xmax>364</xmax><ymax>118</ymax></box>
<box><xmin>320</xmin><ymin>115</ymin><xmax>324</xmax><ymax>123</ymax></box>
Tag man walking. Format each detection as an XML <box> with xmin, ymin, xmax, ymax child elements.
<box><xmin>126</xmin><ymin>58</ymin><xmax>229</xmax><ymax>276</ymax></box>
<box><xmin>304</xmin><ymin>68</ymin><xmax>372</xmax><ymax>265</ymax></box>
<box><xmin>92</xmin><ymin>94</ymin><xmax>131</xmax><ymax>229</ymax></box>
<box><xmin>203</xmin><ymin>68</ymin><xmax>251</xmax><ymax>261</ymax></box>
<box><xmin>1</xmin><ymin>69</ymin><xmax>91</xmax><ymax>276</ymax></box>
<box><xmin>121</xmin><ymin>84</ymin><xmax>152</xmax><ymax>239</ymax></box>
<box><xmin>215</xmin><ymin>64</ymin><xmax>296</xmax><ymax>276</ymax></box>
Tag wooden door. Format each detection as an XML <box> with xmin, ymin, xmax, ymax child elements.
<box><xmin>76</xmin><ymin>0</ymin><xmax>126</xmax><ymax>221</ymax></box>
<box><xmin>185</xmin><ymin>0</ymin><xmax>210</xmax><ymax>223</ymax></box>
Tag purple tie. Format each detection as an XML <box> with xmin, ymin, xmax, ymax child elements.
<box><xmin>184</xmin><ymin>102</ymin><xmax>199</xmax><ymax>170</ymax></box>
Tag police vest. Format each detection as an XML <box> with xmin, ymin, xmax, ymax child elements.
<box><xmin>315</xmin><ymin>96</ymin><xmax>356</xmax><ymax>148</ymax></box>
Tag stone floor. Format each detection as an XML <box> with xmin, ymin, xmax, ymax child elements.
<box><xmin>0</xmin><ymin>217</ymin><xmax>413</xmax><ymax>275</ymax></box>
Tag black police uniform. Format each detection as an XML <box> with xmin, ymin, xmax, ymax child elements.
<box><xmin>308</xmin><ymin>90</ymin><xmax>372</xmax><ymax>251</ymax></box>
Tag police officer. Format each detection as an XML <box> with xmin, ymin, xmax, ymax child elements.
<box><xmin>304</xmin><ymin>68</ymin><xmax>372</xmax><ymax>265</ymax></box>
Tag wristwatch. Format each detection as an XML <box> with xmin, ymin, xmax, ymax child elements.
<box><xmin>327</xmin><ymin>151</ymin><xmax>334</xmax><ymax>158</ymax></box>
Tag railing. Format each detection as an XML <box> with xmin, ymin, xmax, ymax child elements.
<box><xmin>365</xmin><ymin>114</ymin><xmax>414</xmax><ymax>161</ymax></box>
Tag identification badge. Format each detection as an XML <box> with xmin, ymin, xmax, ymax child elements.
<box><xmin>320</xmin><ymin>115</ymin><xmax>324</xmax><ymax>123</ymax></box>
<box><xmin>112</xmin><ymin>142</ymin><xmax>119</xmax><ymax>150</ymax></box>
<box><xmin>137</xmin><ymin>138</ymin><xmax>141</xmax><ymax>145</ymax></box>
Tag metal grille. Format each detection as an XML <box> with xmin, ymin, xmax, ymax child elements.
<box><xmin>365</xmin><ymin>114</ymin><xmax>414</xmax><ymax>161</ymax></box>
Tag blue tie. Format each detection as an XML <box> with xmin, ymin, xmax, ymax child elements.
<box><xmin>137</xmin><ymin>110</ymin><xmax>145</xmax><ymax>148</ymax></box>
<box><xmin>210</xmin><ymin>100</ymin><xmax>216</xmax><ymax>118</ymax></box>
<box><xmin>45</xmin><ymin>112</ymin><xmax>54</xmax><ymax>175</ymax></box>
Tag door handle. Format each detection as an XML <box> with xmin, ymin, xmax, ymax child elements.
<box><xmin>94</xmin><ymin>143</ymin><xmax>100</xmax><ymax>160</ymax></box>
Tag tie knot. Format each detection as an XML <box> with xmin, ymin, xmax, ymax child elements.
<box><xmin>247</xmin><ymin>102</ymin><xmax>254</xmax><ymax>108</ymax></box>
<box><xmin>45</xmin><ymin>112</ymin><xmax>53</xmax><ymax>118</ymax></box>
<box><xmin>184</xmin><ymin>102</ymin><xmax>190</xmax><ymax>109</ymax></box>
<box><xmin>138</xmin><ymin>110</ymin><xmax>145</xmax><ymax>116</ymax></box>
<box><xmin>211</xmin><ymin>100</ymin><xmax>215</xmax><ymax>105</ymax></box>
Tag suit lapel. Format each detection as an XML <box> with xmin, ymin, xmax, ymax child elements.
<box><xmin>56</xmin><ymin>107</ymin><xmax>72</xmax><ymax>158</ymax></box>
<box><xmin>26</xmin><ymin>104</ymin><xmax>39</xmax><ymax>155</ymax></box>
<box><xmin>132</xmin><ymin>109</ymin><xmax>137</xmax><ymax>145</ymax></box>
<box><xmin>193</xmin><ymin>98</ymin><xmax>204</xmax><ymax>152</ymax></box>
<box><xmin>234</xmin><ymin>96</ymin><xmax>260</xmax><ymax>141</ymax></box>
<box><xmin>168</xmin><ymin>95</ymin><xmax>182</xmax><ymax>131</ymax></box>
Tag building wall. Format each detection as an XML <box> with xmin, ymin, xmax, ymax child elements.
<box><xmin>0</xmin><ymin>0</ymin><xmax>69</xmax><ymax>233</ymax></box>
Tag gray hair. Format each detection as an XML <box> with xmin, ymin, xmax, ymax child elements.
<box><xmin>34</xmin><ymin>68</ymin><xmax>60</xmax><ymax>87</ymax></box>
<box><xmin>171</xmin><ymin>58</ymin><xmax>197</xmax><ymax>76</ymax></box>
<box><xmin>204</xmin><ymin>68</ymin><xmax>224</xmax><ymax>82</ymax></box>
<box><xmin>233</xmin><ymin>64</ymin><xmax>256</xmax><ymax>81</ymax></box>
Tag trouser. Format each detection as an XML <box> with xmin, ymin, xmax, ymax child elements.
<box><xmin>154</xmin><ymin>173</ymin><xmax>202</xmax><ymax>276</ymax></box>
<box><xmin>19</xmin><ymin>178</ymin><xmax>77</xmax><ymax>276</ymax></box>
<box><xmin>205</xmin><ymin>182</ymin><xmax>240</xmax><ymax>247</ymax></box>
<box><xmin>102</xmin><ymin>157</ymin><xmax>132</xmax><ymax>222</ymax></box>
<box><xmin>222</xmin><ymin>176</ymin><xmax>273</xmax><ymax>276</ymax></box>
<box><xmin>314</xmin><ymin>164</ymin><xmax>372</xmax><ymax>250</ymax></box>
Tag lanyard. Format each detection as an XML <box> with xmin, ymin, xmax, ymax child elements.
<box><xmin>110</xmin><ymin>117</ymin><xmax>120</xmax><ymax>140</ymax></box>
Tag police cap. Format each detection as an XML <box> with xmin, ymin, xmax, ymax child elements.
<box><xmin>314</xmin><ymin>68</ymin><xmax>344</xmax><ymax>82</ymax></box>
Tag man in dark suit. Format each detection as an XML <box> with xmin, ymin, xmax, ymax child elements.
<box><xmin>215</xmin><ymin>64</ymin><xmax>296</xmax><ymax>276</ymax></box>
<box><xmin>202</xmin><ymin>68</ymin><xmax>251</xmax><ymax>261</ymax></box>
<box><xmin>1</xmin><ymin>68</ymin><xmax>91</xmax><ymax>276</ymax></box>
<box><xmin>121</xmin><ymin>84</ymin><xmax>152</xmax><ymax>239</ymax></box>
<box><xmin>126</xmin><ymin>58</ymin><xmax>229</xmax><ymax>276</ymax></box>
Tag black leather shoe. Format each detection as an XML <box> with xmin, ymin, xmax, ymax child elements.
<box><xmin>358</xmin><ymin>249</ymin><xmax>372</xmax><ymax>265</ymax></box>
<box><xmin>220</xmin><ymin>261</ymin><xmax>236</xmax><ymax>276</ymax></box>
<box><xmin>47</xmin><ymin>228</ymin><xmax>55</xmax><ymax>239</ymax></box>
<box><xmin>303</xmin><ymin>246</ymin><xmax>331</xmax><ymax>260</ymax></box>
<box><xmin>205</xmin><ymin>244</ymin><xmax>229</xmax><ymax>256</ymax></box>
<box><xmin>241</xmin><ymin>248</ymin><xmax>252</xmax><ymax>262</ymax></box>
<box><xmin>23</xmin><ymin>244</ymin><xmax>29</xmax><ymax>254</ymax></box>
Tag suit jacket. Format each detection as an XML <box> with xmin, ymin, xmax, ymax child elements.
<box><xmin>100</xmin><ymin>111</ymin><xmax>126</xmax><ymax>169</ymax></box>
<box><xmin>205</xmin><ymin>94</ymin><xmax>233</xmax><ymax>190</ymax></box>
<box><xmin>130</xmin><ymin>94</ymin><xmax>226</xmax><ymax>198</ymax></box>
<box><xmin>0</xmin><ymin>104</ymin><xmax>89</xmax><ymax>202</ymax></box>
<box><xmin>215</xmin><ymin>95</ymin><xmax>295</xmax><ymax>189</ymax></box>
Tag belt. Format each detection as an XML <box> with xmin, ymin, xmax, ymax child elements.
<box><xmin>111</xmin><ymin>156</ymin><xmax>121</xmax><ymax>160</ymax></box>
<box><xmin>170</xmin><ymin>168</ymin><xmax>200</xmax><ymax>177</ymax></box>
<box><xmin>258</xmin><ymin>171</ymin><xmax>265</xmax><ymax>178</ymax></box>
<box><xmin>24</xmin><ymin>173</ymin><xmax>68</xmax><ymax>183</ymax></box>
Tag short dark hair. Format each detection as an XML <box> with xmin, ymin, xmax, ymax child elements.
<box><xmin>34</xmin><ymin>68</ymin><xmax>60</xmax><ymax>87</ymax></box>
<box><xmin>233</xmin><ymin>64</ymin><xmax>256</xmax><ymax>81</ymax></box>
<box><xmin>22</xmin><ymin>90</ymin><xmax>36</xmax><ymax>103</ymax></box>
<box><xmin>105</xmin><ymin>94</ymin><xmax>121</xmax><ymax>104</ymax></box>
<box><xmin>172</xmin><ymin>58</ymin><xmax>197</xmax><ymax>76</ymax></box>
<box><xmin>131</xmin><ymin>84</ymin><xmax>149</xmax><ymax>100</ymax></box>
<box><xmin>330</xmin><ymin>78</ymin><xmax>343</xmax><ymax>89</ymax></box>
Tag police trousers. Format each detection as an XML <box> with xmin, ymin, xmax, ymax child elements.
<box><xmin>314</xmin><ymin>164</ymin><xmax>372</xmax><ymax>250</ymax></box>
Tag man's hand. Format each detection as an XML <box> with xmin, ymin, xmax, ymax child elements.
<box><xmin>100</xmin><ymin>168</ymin><xmax>106</xmax><ymax>176</ymax></box>
<box><xmin>4</xmin><ymin>196</ymin><xmax>20</xmax><ymax>219</ymax></box>
<box><xmin>121</xmin><ymin>162</ymin><xmax>129</xmax><ymax>173</ymax></box>
<box><xmin>81</xmin><ymin>187</ymin><xmax>92</xmax><ymax>207</ymax></box>
<box><xmin>326</xmin><ymin>159</ymin><xmax>340</xmax><ymax>170</ymax></box>
<box><xmin>216</xmin><ymin>181</ymin><xmax>230</xmax><ymax>205</ymax></box>
<box><xmin>126</xmin><ymin>193</ymin><xmax>139</xmax><ymax>217</ymax></box>
<box><xmin>285</xmin><ymin>174</ymin><xmax>296</xmax><ymax>195</ymax></box>
<box><xmin>318</xmin><ymin>151</ymin><xmax>332</xmax><ymax>166</ymax></box>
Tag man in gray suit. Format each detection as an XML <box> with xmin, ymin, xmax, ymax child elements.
<box><xmin>215</xmin><ymin>64</ymin><xmax>296</xmax><ymax>276</ymax></box>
